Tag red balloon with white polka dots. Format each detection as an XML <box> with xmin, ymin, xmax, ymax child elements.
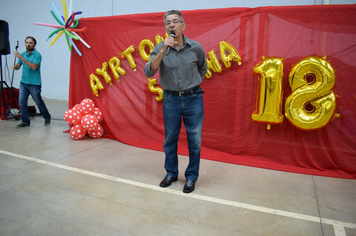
<box><xmin>70</xmin><ymin>124</ymin><xmax>87</xmax><ymax>140</ymax></box>
<box><xmin>81</xmin><ymin>114</ymin><xmax>98</xmax><ymax>131</ymax></box>
<box><xmin>80</xmin><ymin>98</ymin><xmax>95</xmax><ymax>115</ymax></box>
<box><xmin>64</xmin><ymin>109</ymin><xmax>82</xmax><ymax>125</ymax></box>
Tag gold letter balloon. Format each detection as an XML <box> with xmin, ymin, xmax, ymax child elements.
<box><xmin>219</xmin><ymin>41</ymin><xmax>242</xmax><ymax>69</ymax></box>
<box><xmin>139</xmin><ymin>39</ymin><xmax>154</xmax><ymax>62</ymax></box>
<box><xmin>148</xmin><ymin>78</ymin><xmax>163</xmax><ymax>102</ymax></box>
<box><xmin>96</xmin><ymin>62</ymin><xmax>112</xmax><ymax>85</ymax></box>
<box><xmin>108</xmin><ymin>56</ymin><xmax>126</xmax><ymax>82</ymax></box>
<box><xmin>285</xmin><ymin>56</ymin><xmax>338</xmax><ymax>131</ymax></box>
<box><xmin>120</xmin><ymin>45</ymin><xmax>137</xmax><ymax>71</ymax></box>
<box><xmin>206</xmin><ymin>50</ymin><xmax>223</xmax><ymax>79</ymax></box>
<box><xmin>252</xmin><ymin>57</ymin><xmax>284</xmax><ymax>130</ymax></box>
<box><xmin>90</xmin><ymin>73</ymin><xmax>104</xmax><ymax>97</ymax></box>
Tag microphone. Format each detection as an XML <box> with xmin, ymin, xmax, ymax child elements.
<box><xmin>166</xmin><ymin>31</ymin><xmax>175</xmax><ymax>56</ymax></box>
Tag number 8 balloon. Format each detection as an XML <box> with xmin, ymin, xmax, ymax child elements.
<box><xmin>285</xmin><ymin>56</ymin><xmax>338</xmax><ymax>131</ymax></box>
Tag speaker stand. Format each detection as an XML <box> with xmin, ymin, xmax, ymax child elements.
<box><xmin>0</xmin><ymin>56</ymin><xmax>19</xmax><ymax>120</ymax></box>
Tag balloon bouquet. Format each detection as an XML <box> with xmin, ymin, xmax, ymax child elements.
<box><xmin>64</xmin><ymin>98</ymin><xmax>104</xmax><ymax>140</ymax></box>
<box><xmin>33</xmin><ymin>0</ymin><xmax>90</xmax><ymax>56</ymax></box>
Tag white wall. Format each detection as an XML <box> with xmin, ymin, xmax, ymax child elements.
<box><xmin>1</xmin><ymin>0</ymin><xmax>355</xmax><ymax>100</ymax></box>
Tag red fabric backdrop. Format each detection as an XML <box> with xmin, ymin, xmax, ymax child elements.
<box><xmin>69</xmin><ymin>5</ymin><xmax>356</xmax><ymax>179</ymax></box>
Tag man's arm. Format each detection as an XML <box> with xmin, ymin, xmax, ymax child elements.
<box><xmin>12</xmin><ymin>63</ymin><xmax>22</xmax><ymax>70</ymax></box>
<box><xmin>149</xmin><ymin>47</ymin><xmax>166</xmax><ymax>71</ymax></box>
<box><xmin>197</xmin><ymin>44</ymin><xmax>208</xmax><ymax>79</ymax></box>
<box><xmin>149</xmin><ymin>37</ymin><xmax>173</xmax><ymax>71</ymax></box>
<box><xmin>144</xmin><ymin>42</ymin><xmax>166</xmax><ymax>78</ymax></box>
<box><xmin>13</xmin><ymin>51</ymin><xmax>39</xmax><ymax>71</ymax></box>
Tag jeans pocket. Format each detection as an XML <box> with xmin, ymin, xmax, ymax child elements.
<box><xmin>163</xmin><ymin>92</ymin><xmax>172</xmax><ymax>100</ymax></box>
<box><xmin>193</xmin><ymin>92</ymin><xmax>204</xmax><ymax>98</ymax></box>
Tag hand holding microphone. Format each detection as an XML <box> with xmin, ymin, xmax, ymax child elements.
<box><xmin>166</xmin><ymin>31</ymin><xmax>175</xmax><ymax>56</ymax></box>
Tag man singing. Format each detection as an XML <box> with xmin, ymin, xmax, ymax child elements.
<box><xmin>144</xmin><ymin>10</ymin><xmax>207</xmax><ymax>193</ymax></box>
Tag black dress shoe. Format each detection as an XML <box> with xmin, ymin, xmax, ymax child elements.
<box><xmin>45</xmin><ymin>117</ymin><xmax>51</xmax><ymax>125</ymax></box>
<box><xmin>159</xmin><ymin>175</ymin><xmax>178</xmax><ymax>187</ymax></box>
<box><xmin>183</xmin><ymin>180</ymin><xmax>196</xmax><ymax>193</ymax></box>
<box><xmin>17</xmin><ymin>123</ymin><xmax>30</xmax><ymax>128</ymax></box>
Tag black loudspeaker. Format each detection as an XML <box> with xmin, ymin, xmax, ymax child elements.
<box><xmin>0</xmin><ymin>20</ymin><xmax>10</xmax><ymax>55</ymax></box>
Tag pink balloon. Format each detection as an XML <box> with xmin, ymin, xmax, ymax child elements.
<box><xmin>88</xmin><ymin>124</ymin><xmax>104</xmax><ymax>139</ymax></box>
<box><xmin>70</xmin><ymin>124</ymin><xmax>87</xmax><ymax>140</ymax></box>
<box><xmin>80</xmin><ymin>98</ymin><xmax>95</xmax><ymax>115</ymax></box>
<box><xmin>93</xmin><ymin>107</ymin><xmax>103</xmax><ymax>123</ymax></box>
<box><xmin>64</xmin><ymin>109</ymin><xmax>82</xmax><ymax>125</ymax></box>
<box><xmin>81</xmin><ymin>114</ymin><xmax>98</xmax><ymax>131</ymax></box>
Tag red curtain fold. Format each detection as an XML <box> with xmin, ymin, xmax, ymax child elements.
<box><xmin>69</xmin><ymin>5</ymin><xmax>356</xmax><ymax>179</ymax></box>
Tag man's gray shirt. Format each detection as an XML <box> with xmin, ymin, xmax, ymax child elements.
<box><xmin>144</xmin><ymin>35</ymin><xmax>207</xmax><ymax>92</ymax></box>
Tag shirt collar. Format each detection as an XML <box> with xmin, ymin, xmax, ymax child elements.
<box><xmin>182</xmin><ymin>35</ymin><xmax>193</xmax><ymax>46</ymax></box>
<box><xmin>26</xmin><ymin>49</ymin><xmax>36</xmax><ymax>55</ymax></box>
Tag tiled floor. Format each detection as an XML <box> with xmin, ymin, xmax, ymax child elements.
<box><xmin>0</xmin><ymin>98</ymin><xmax>355</xmax><ymax>236</ymax></box>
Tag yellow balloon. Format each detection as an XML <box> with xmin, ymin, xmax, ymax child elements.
<box><xmin>206</xmin><ymin>50</ymin><xmax>222</xmax><ymax>79</ymax></box>
<box><xmin>61</xmin><ymin>0</ymin><xmax>68</xmax><ymax>21</ymax></box>
<box><xmin>108</xmin><ymin>56</ymin><xmax>126</xmax><ymax>82</ymax></box>
<box><xmin>139</xmin><ymin>39</ymin><xmax>154</xmax><ymax>62</ymax></box>
<box><xmin>219</xmin><ymin>41</ymin><xmax>242</xmax><ymax>69</ymax></box>
<box><xmin>50</xmin><ymin>30</ymin><xmax>64</xmax><ymax>47</ymax></box>
<box><xmin>148</xmin><ymin>78</ymin><xmax>163</xmax><ymax>102</ymax></box>
<box><xmin>96</xmin><ymin>62</ymin><xmax>112</xmax><ymax>85</ymax></box>
<box><xmin>120</xmin><ymin>45</ymin><xmax>137</xmax><ymax>71</ymax></box>
<box><xmin>252</xmin><ymin>57</ymin><xmax>284</xmax><ymax>129</ymax></box>
<box><xmin>155</xmin><ymin>33</ymin><xmax>164</xmax><ymax>44</ymax></box>
<box><xmin>90</xmin><ymin>73</ymin><xmax>104</xmax><ymax>97</ymax></box>
<box><xmin>285</xmin><ymin>56</ymin><xmax>337</xmax><ymax>131</ymax></box>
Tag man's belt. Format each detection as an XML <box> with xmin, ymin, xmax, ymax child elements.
<box><xmin>166</xmin><ymin>85</ymin><xmax>204</xmax><ymax>97</ymax></box>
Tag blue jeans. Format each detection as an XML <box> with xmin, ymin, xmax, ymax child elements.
<box><xmin>162</xmin><ymin>88</ymin><xmax>204</xmax><ymax>181</ymax></box>
<box><xmin>19</xmin><ymin>82</ymin><xmax>51</xmax><ymax>125</ymax></box>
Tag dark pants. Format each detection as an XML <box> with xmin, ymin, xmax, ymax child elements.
<box><xmin>19</xmin><ymin>82</ymin><xmax>51</xmax><ymax>124</ymax></box>
<box><xmin>162</xmin><ymin>88</ymin><xmax>204</xmax><ymax>181</ymax></box>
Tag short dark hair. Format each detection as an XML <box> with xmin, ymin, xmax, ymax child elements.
<box><xmin>164</xmin><ymin>10</ymin><xmax>184</xmax><ymax>23</ymax></box>
<box><xmin>25</xmin><ymin>36</ymin><xmax>36</xmax><ymax>45</ymax></box>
